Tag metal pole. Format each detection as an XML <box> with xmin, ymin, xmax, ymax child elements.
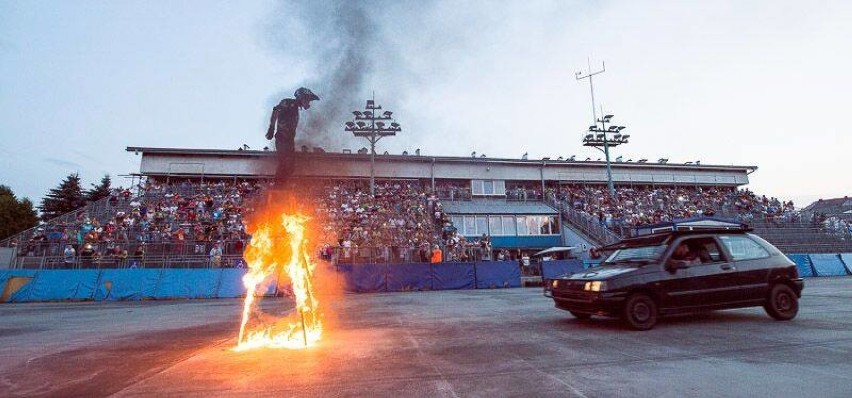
<box><xmin>370</xmin><ymin>136</ymin><xmax>376</xmax><ymax>196</ymax></box>
<box><xmin>299</xmin><ymin>308</ymin><xmax>308</xmax><ymax>348</ymax></box>
<box><xmin>603</xmin><ymin>141</ymin><xmax>615</xmax><ymax>197</ymax></box>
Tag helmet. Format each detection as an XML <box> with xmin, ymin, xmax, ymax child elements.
<box><xmin>294</xmin><ymin>87</ymin><xmax>320</xmax><ymax>102</ymax></box>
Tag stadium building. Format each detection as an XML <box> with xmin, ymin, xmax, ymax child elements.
<box><xmin>127</xmin><ymin>146</ymin><xmax>757</xmax><ymax>252</ymax></box>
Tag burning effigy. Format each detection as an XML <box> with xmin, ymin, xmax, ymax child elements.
<box><xmin>234</xmin><ymin>203</ymin><xmax>323</xmax><ymax>351</ymax></box>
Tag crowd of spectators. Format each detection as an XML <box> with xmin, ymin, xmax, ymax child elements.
<box><xmin>11</xmin><ymin>175</ymin><xmax>851</xmax><ymax>268</ymax></box>
<box><xmin>313</xmin><ymin>180</ymin><xmax>447</xmax><ymax>263</ymax></box>
<box><xmin>12</xmin><ymin>180</ymin><xmax>262</xmax><ymax>267</ymax></box>
<box><xmin>549</xmin><ymin>185</ymin><xmax>799</xmax><ymax>235</ymax></box>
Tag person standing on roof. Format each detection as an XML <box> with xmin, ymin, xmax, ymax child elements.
<box><xmin>266</xmin><ymin>87</ymin><xmax>320</xmax><ymax>182</ymax></box>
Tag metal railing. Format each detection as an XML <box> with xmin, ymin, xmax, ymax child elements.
<box><xmin>547</xmin><ymin>196</ymin><xmax>620</xmax><ymax>246</ymax></box>
<box><xmin>9</xmin><ymin>254</ymin><xmax>245</xmax><ymax>270</ymax></box>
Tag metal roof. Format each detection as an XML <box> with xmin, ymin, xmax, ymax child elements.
<box><xmin>443</xmin><ymin>200</ymin><xmax>558</xmax><ymax>215</ymax></box>
<box><xmin>126</xmin><ymin>146</ymin><xmax>758</xmax><ymax>173</ymax></box>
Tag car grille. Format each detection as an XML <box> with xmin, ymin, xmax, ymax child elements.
<box><xmin>552</xmin><ymin>280</ymin><xmax>595</xmax><ymax>302</ymax></box>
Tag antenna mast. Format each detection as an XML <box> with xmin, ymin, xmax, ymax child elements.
<box><xmin>575</xmin><ymin>58</ymin><xmax>606</xmax><ymax>124</ymax></box>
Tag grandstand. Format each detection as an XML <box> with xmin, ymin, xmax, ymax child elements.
<box><xmin>2</xmin><ymin>146</ymin><xmax>851</xmax><ymax>271</ymax></box>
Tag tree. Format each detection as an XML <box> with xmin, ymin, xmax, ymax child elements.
<box><xmin>0</xmin><ymin>185</ymin><xmax>39</xmax><ymax>241</ymax></box>
<box><xmin>85</xmin><ymin>174</ymin><xmax>112</xmax><ymax>202</ymax></box>
<box><xmin>39</xmin><ymin>173</ymin><xmax>86</xmax><ymax>221</ymax></box>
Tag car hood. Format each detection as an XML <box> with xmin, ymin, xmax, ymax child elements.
<box><xmin>564</xmin><ymin>265</ymin><xmax>640</xmax><ymax>281</ymax></box>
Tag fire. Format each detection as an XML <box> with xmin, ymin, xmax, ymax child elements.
<box><xmin>235</xmin><ymin>211</ymin><xmax>322</xmax><ymax>350</ymax></box>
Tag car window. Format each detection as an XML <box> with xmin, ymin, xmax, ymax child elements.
<box><xmin>719</xmin><ymin>235</ymin><xmax>770</xmax><ymax>261</ymax></box>
<box><xmin>671</xmin><ymin>237</ymin><xmax>724</xmax><ymax>265</ymax></box>
<box><xmin>604</xmin><ymin>244</ymin><xmax>668</xmax><ymax>264</ymax></box>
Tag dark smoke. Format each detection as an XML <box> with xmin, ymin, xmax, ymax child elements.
<box><xmin>265</xmin><ymin>1</ymin><xmax>391</xmax><ymax>152</ymax></box>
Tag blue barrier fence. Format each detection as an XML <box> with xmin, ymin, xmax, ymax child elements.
<box><xmin>0</xmin><ymin>261</ymin><xmax>524</xmax><ymax>302</ymax></box>
<box><xmin>2</xmin><ymin>254</ymin><xmax>849</xmax><ymax>303</ymax></box>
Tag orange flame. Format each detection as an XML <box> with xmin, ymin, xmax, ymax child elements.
<box><xmin>235</xmin><ymin>210</ymin><xmax>322</xmax><ymax>351</ymax></box>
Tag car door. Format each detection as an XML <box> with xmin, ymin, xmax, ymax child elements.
<box><xmin>718</xmin><ymin>234</ymin><xmax>773</xmax><ymax>303</ymax></box>
<box><xmin>656</xmin><ymin>237</ymin><xmax>709</xmax><ymax>310</ymax></box>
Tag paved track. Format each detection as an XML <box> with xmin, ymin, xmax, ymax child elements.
<box><xmin>1</xmin><ymin>277</ymin><xmax>851</xmax><ymax>397</ymax></box>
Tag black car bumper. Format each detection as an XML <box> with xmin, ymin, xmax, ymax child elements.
<box><xmin>791</xmin><ymin>278</ymin><xmax>804</xmax><ymax>297</ymax></box>
<box><xmin>551</xmin><ymin>290</ymin><xmax>627</xmax><ymax>317</ymax></box>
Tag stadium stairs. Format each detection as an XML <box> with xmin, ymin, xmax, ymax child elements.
<box><xmin>546</xmin><ymin>197</ymin><xmax>619</xmax><ymax>248</ymax></box>
<box><xmin>746</xmin><ymin>219</ymin><xmax>852</xmax><ymax>254</ymax></box>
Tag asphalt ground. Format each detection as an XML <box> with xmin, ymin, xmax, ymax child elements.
<box><xmin>1</xmin><ymin>277</ymin><xmax>851</xmax><ymax>397</ymax></box>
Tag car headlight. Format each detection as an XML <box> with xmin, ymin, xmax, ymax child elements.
<box><xmin>584</xmin><ymin>281</ymin><xmax>606</xmax><ymax>292</ymax></box>
<box><xmin>551</xmin><ymin>280</ymin><xmax>559</xmax><ymax>289</ymax></box>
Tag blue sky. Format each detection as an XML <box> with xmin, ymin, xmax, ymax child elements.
<box><xmin>1</xmin><ymin>0</ymin><xmax>850</xmax><ymax>207</ymax></box>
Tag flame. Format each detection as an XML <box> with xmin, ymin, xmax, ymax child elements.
<box><xmin>235</xmin><ymin>210</ymin><xmax>322</xmax><ymax>351</ymax></box>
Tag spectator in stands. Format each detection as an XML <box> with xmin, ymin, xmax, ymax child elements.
<box><xmin>209</xmin><ymin>242</ymin><xmax>223</xmax><ymax>267</ymax></box>
<box><xmin>63</xmin><ymin>244</ymin><xmax>76</xmax><ymax>267</ymax></box>
<box><xmin>430</xmin><ymin>244</ymin><xmax>442</xmax><ymax>263</ymax></box>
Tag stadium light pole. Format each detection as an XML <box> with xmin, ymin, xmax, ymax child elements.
<box><xmin>582</xmin><ymin>114</ymin><xmax>629</xmax><ymax>198</ymax></box>
<box><xmin>344</xmin><ymin>95</ymin><xmax>401</xmax><ymax>196</ymax></box>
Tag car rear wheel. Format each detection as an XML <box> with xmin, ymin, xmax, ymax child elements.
<box><xmin>569</xmin><ymin>311</ymin><xmax>592</xmax><ymax>320</ymax></box>
<box><xmin>764</xmin><ymin>284</ymin><xmax>798</xmax><ymax>321</ymax></box>
<box><xmin>623</xmin><ymin>293</ymin><xmax>658</xmax><ymax>330</ymax></box>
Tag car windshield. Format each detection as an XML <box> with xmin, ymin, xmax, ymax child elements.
<box><xmin>601</xmin><ymin>244</ymin><xmax>668</xmax><ymax>265</ymax></box>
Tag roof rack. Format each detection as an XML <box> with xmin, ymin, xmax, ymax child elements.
<box><xmin>634</xmin><ymin>217</ymin><xmax>751</xmax><ymax>237</ymax></box>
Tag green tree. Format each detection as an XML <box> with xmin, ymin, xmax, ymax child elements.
<box><xmin>39</xmin><ymin>173</ymin><xmax>86</xmax><ymax>221</ymax></box>
<box><xmin>0</xmin><ymin>185</ymin><xmax>39</xmax><ymax>241</ymax></box>
<box><xmin>85</xmin><ymin>174</ymin><xmax>112</xmax><ymax>202</ymax></box>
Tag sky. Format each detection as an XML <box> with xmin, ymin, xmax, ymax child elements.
<box><xmin>1</xmin><ymin>0</ymin><xmax>850</xmax><ymax>208</ymax></box>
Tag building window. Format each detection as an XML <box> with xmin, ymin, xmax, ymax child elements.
<box><xmin>516</xmin><ymin>216</ymin><xmax>529</xmax><ymax>235</ymax></box>
<box><xmin>475</xmin><ymin>216</ymin><xmax>488</xmax><ymax>235</ymax></box>
<box><xmin>502</xmin><ymin>216</ymin><xmax>516</xmax><ymax>235</ymax></box>
<box><xmin>471</xmin><ymin>180</ymin><xmax>506</xmax><ymax>196</ymax></box>
<box><xmin>489</xmin><ymin>216</ymin><xmax>504</xmax><ymax>235</ymax></box>
<box><xmin>464</xmin><ymin>216</ymin><xmax>476</xmax><ymax>236</ymax></box>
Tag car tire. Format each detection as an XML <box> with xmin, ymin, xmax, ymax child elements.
<box><xmin>624</xmin><ymin>293</ymin><xmax>658</xmax><ymax>330</ymax></box>
<box><xmin>764</xmin><ymin>284</ymin><xmax>798</xmax><ymax>321</ymax></box>
<box><xmin>569</xmin><ymin>311</ymin><xmax>592</xmax><ymax>320</ymax></box>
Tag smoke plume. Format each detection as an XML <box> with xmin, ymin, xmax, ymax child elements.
<box><xmin>265</xmin><ymin>1</ymin><xmax>394</xmax><ymax>153</ymax></box>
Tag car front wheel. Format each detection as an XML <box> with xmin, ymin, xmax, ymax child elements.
<box><xmin>764</xmin><ymin>284</ymin><xmax>798</xmax><ymax>321</ymax></box>
<box><xmin>623</xmin><ymin>293</ymin><xmax>658</xmax><ymax>330</ymax></box>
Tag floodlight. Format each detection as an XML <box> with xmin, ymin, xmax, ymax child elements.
<box><xmin>596</xmin><ymin>133</ymin><xmax>605</xmax><ymax>140</ymax></box>
<box><xmin>352</xmin><ymin>111</ymin><xmax>362</xmax><ymax>117</ymax></box>
<box><xmin>621</xmin><ymin>134</ymin><xmax>630</xmax><ymax>140</ymax></box>
<box><xmin>613</xmin><ymin>134</ymin><xmax>622</xmax><ymax>140</ymax></box>
<box><xmin>584</xmin><ymin>134</ymin><xmax>594</xmax><ymax>140</ymax></box>
<box><xmin>382</xmin><ymin>111</ymin><xmax>393</xmax><ymax>118</ymax></box>
<box><xmin>356</xmin><ymin>121</ymin><xmax>366</xmax><ymax>128</ymax></box>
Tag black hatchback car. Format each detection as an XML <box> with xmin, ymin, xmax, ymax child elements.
<box><xmin>544</xmin><ymin>219</ymin><xmax>804</xmax><ymax>330</ymax></box>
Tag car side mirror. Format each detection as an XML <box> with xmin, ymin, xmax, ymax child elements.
<box><xmin>666</xmin><ymin>260</ymin><xmax>690</xmax><ymax>272</ymax></box>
